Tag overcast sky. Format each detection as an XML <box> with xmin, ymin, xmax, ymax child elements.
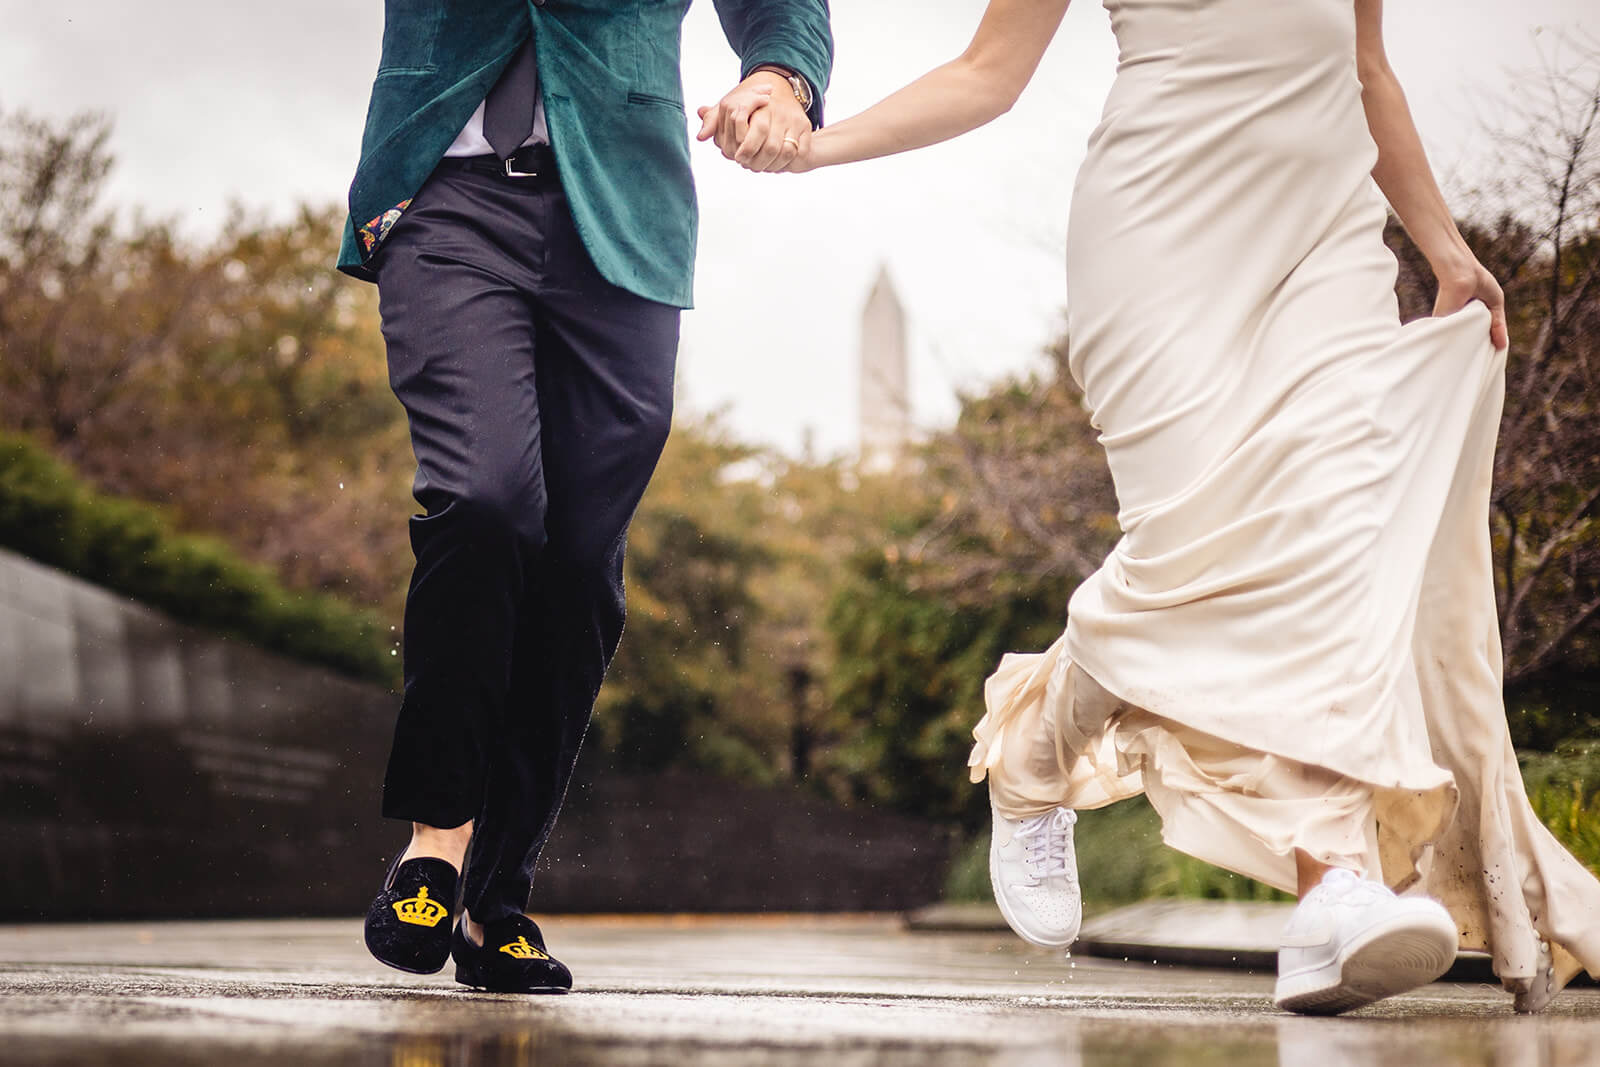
<box><xmin>3</xmin><ymin>0</ymin><xmax>1594</xmax><ymax>457</ymax></box>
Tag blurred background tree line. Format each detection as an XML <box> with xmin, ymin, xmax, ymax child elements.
<box><xmin>1</xmin><ymin>40</ymin><xmax>1597</xmax><ymax>904</ymax></box>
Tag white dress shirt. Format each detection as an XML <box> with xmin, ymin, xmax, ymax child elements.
<box><xmin>444</xmin><ymin>88</ymin><xmax>549</xmax><ymax>158</ymax></box>
<box><xmin>443</xmin><ymin>65</ymin><xmax>810</xmax><ymax>159</ymax></box>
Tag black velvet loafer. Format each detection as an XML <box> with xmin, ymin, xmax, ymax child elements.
<box><xmin>453</xmin><ymin>914</ymin><xmax>572</xmax><ymax>993</ymax></box>
<box><xmin>363</xmin><ymin>854</ymin><xmax>459</xmax><ymax>974</ymax></box>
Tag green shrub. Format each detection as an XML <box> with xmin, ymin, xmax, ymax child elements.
<box><xmin>0</xmin><ymin>436</ymin><xmax>87</xmax><ymax>562</ymax></box>
<box><xmin>1528</xmin><ymin>782</ymin><xmax>1600</xmax><ymax>875</ymax></box>
<box><xmin>0</xmin><ymin>432</ymin><xmax>396</xmax><ymax>684</ymax></box>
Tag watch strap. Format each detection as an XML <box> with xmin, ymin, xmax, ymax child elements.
<box><xmin>751</xmin><ymin>65</ymin><xmax>813</xmax><ymax>113</ymax></box>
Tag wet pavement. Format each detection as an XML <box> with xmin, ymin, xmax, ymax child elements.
<box><xmin>2</xmin><ymin>915</ymin><xmax>1596</xmax><ymax>1065</ymax></box>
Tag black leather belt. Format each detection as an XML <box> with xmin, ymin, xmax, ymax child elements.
<box><xmin>436</xmin><ymin>143</ymin><xmax>556</xmax><ymax>181</ymax></box>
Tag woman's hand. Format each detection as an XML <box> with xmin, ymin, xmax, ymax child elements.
<box><xmin>780</xmin><ymin>129</ymin><xmax>821</xmax><ymax>174</ymax></box>
<box><xmin>1433</xmin><ymin>255</ymin><xmax>1509</xmax><ymax>350</ymax></box>
<box><xmin>755</xmin><ymin>0</ymin><xmax>1071</xmax><ymax>173</ymax></box>
<box><xmin>1357</xmin><ymin>0</ymin><xmax>1508</xmax><ymax>351</ymax></box>
<box><xmin>697</xmin><ymin>71</ymin><xmax>814</xmax><ymax>173</ymax></box>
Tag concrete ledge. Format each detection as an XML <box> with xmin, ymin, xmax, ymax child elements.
<box><xmin>0</xmin><ymin>547</ymin><xmax>953</xmax><ymax>918</ymax></box>
<box><xmin>902</xmin><ymin>902</ymin><xmax>1011</xmax><ymax>933</ymax></box>
<box><xmin>909</xmin><ymin>897</ymin><xmax>1592</xmax><ymax>985</ymax></box>
<box><xmin>1075</xmin><ymin>898</ymin><xmax>1286</xmax><ymax>971</ymax></box>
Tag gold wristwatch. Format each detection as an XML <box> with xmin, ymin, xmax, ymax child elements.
<box><xmin>753</xmin><ymin>65</ymin><xmax>813</xmax><ymax>113</ymax></box>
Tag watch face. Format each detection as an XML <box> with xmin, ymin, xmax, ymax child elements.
<box><xmin>754</xmin><ymin>66</ymin><xmax>810</xmax><ymax>110</ymax></box>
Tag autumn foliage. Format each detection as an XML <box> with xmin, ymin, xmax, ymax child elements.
<box><xmin>1</xmin><ymin>40</ymin><xmax>1597</xmax><ymax>841</ymax></box>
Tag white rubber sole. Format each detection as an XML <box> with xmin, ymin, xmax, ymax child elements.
<box><xmin>988</xmin><ymin>836</ymin><xmax>1081</xmax><ymax>949</ymax></box>
<box><xmin>1274</xmin><ymin>909</ymin><xmax>1458</xmax><ymax>1015</ymax></box>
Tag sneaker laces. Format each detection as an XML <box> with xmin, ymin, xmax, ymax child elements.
<box><xmin>1016</xmin><ymin>808</ymin><xmax>1077</xmax><ymax>882</ymax></box>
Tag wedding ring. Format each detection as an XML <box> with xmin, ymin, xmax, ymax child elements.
<box><xmin>783</xmin><ymin>137</ymin><xmax>800</xmax><ymax>147</ymax></box>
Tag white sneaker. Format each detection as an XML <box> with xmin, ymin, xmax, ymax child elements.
<box><xmin>1274</xmin><ymin>868</ymin><xmax>1458</xmax><ymax>1015</ymax></box>
<box><xmin>1509</xmin><ymin>939</ymin><xmax>1558</xmax><ymax>1014</ymax></box>
<box><xmin>1507</xmin><ymin>938</ymin><xmax>1580</xmax><ymax>1014</ymax></box>
<box><xmin>989</xmin><ymin>803</ymin><xmax>1081</xmax><ymax>948</ymax></box>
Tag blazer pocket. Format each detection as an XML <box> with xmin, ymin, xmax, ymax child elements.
<box><xmin>627</xmin><ymin>91</ymin><xmax>684</xmax><ymax>113</ymax></box>
<box><xmin>376</xmin><ymin>2</ymin><xmax>442</xmax><ymax>75</ymax></box>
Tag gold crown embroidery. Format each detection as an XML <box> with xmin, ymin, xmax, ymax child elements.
<box><xmin>392</xmin><ymin>885</ymin><xmax>448</xmax><ymax>928</ymax></box>
<box><xmin>499</xmin><ymin>936</ymin><xmax>549</xmax><ymax>960</ymax></box>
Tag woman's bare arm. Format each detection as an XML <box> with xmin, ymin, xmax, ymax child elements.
<box><xmin>1355</xmin><ymin>0</ymin><xmax>1507</xmax><ymax>347</ymax></box>
<box><xmin>792</xmin><ymin>0</ymin><xmax>1072</xmax><ymax>171</ymax></box>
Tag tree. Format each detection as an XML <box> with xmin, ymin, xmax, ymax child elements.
<box><xmin>0</xmin><ymin>108</ymin><xmax>198</xmax><ymax>455</ymax></box>
<box><xmin>826</xmin><ymin>39</ymin><xmax>1600</xmax><ymax>817</ymax></box>
<box><xmin>903</xmin><ymin>337</ymin><xmax>1120</xmax><ymax>599</ymax></box>
<box><xmin>0</xmin><ymin>107</ymin><xmax>413</xmax><ymax>612</ymax></box>
<box><xmin>826</xmin><ymin>543</ymin><xmax>1073</xmax><ymax>826</ymax></box>
<box><xmin>597</xmin><ymin>423</ymin><xmax>771</xmax><ymax>777</ymax></box>
<box><xmin>599</xmin><ymin>419</ymin><xmax>931</xmax><ymax>789</ymax></box>
<box><xmin>1388</xmin><ymin>37</ymin><xmax>1600</xmax><ymax>720</ymax></box>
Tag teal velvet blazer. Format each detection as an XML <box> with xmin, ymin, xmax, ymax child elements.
<box><xmin>337</xmin><ymin>0</ymin><xmax>832</xmax><ymax>309</ymax></box>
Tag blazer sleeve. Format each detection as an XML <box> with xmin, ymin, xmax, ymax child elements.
<box><xmin>711</xmin><ymin>0</ymin><xmax>834</xmax><ymax>127</ymax></box>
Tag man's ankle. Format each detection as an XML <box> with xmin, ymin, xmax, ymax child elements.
<box><xmin>401</xmin><ymin>819</ymin><xmax>473</xmax><ymax>870</ymax></box>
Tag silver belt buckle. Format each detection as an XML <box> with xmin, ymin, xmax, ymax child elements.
<box><xmin>503</xmin><ymin>154</ymin><xmax>540</xmax><ymax>179</ymax></box>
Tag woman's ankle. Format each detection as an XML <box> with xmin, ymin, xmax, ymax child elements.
<box><xmin>1294</xmin><ymin>849</ymin><xmax>1338</xmax><ymax>899</ymax></box>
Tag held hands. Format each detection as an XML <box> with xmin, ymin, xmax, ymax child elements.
<box><xmin>1432</xmin><ymin>254</ymin><xmax>1509</xmax><ymax>351</ymax></box>
<box><xmin>696</xmin><ymin>71</ymin><xmax>814</xmax><ymax>173</ymax></box>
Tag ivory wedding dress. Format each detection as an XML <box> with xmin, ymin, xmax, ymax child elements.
<box><xmin>968</xmin><ymin>0</ymin><xmax>1600</xmax><ymax>991</ymax></box>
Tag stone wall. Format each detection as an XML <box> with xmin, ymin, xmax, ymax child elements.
<box><xmin>0</xmin><ymin>548</ymin><xmax>952</xmax><ymax>919</ymax></box>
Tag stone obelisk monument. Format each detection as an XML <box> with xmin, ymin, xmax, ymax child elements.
<box><xmin>858</xmin><ymin>265</ymin><xmax>911</xmax><ymax>470</ymax></box>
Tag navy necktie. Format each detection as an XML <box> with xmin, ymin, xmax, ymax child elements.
<box><xmin>483</xmin><ymin>39</ymin><xmax>538</xmax><ymax>160</ymax></box>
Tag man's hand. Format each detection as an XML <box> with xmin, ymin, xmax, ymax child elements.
<box><xmin>696</xmin><ymin>71</ymin><xmax>813</xmax><ymax>173</ymax></box>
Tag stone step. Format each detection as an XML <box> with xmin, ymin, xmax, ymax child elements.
<box><xmin>907</xmin><ymin>898</ymin><xmax>1594</xmax><ymax>986</ymax></box>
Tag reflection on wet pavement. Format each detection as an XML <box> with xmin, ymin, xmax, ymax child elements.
<box><xmin>2</xmin><ymin>917</ymin><xmax>1595</xmax><ymax>1065</ymax></box>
